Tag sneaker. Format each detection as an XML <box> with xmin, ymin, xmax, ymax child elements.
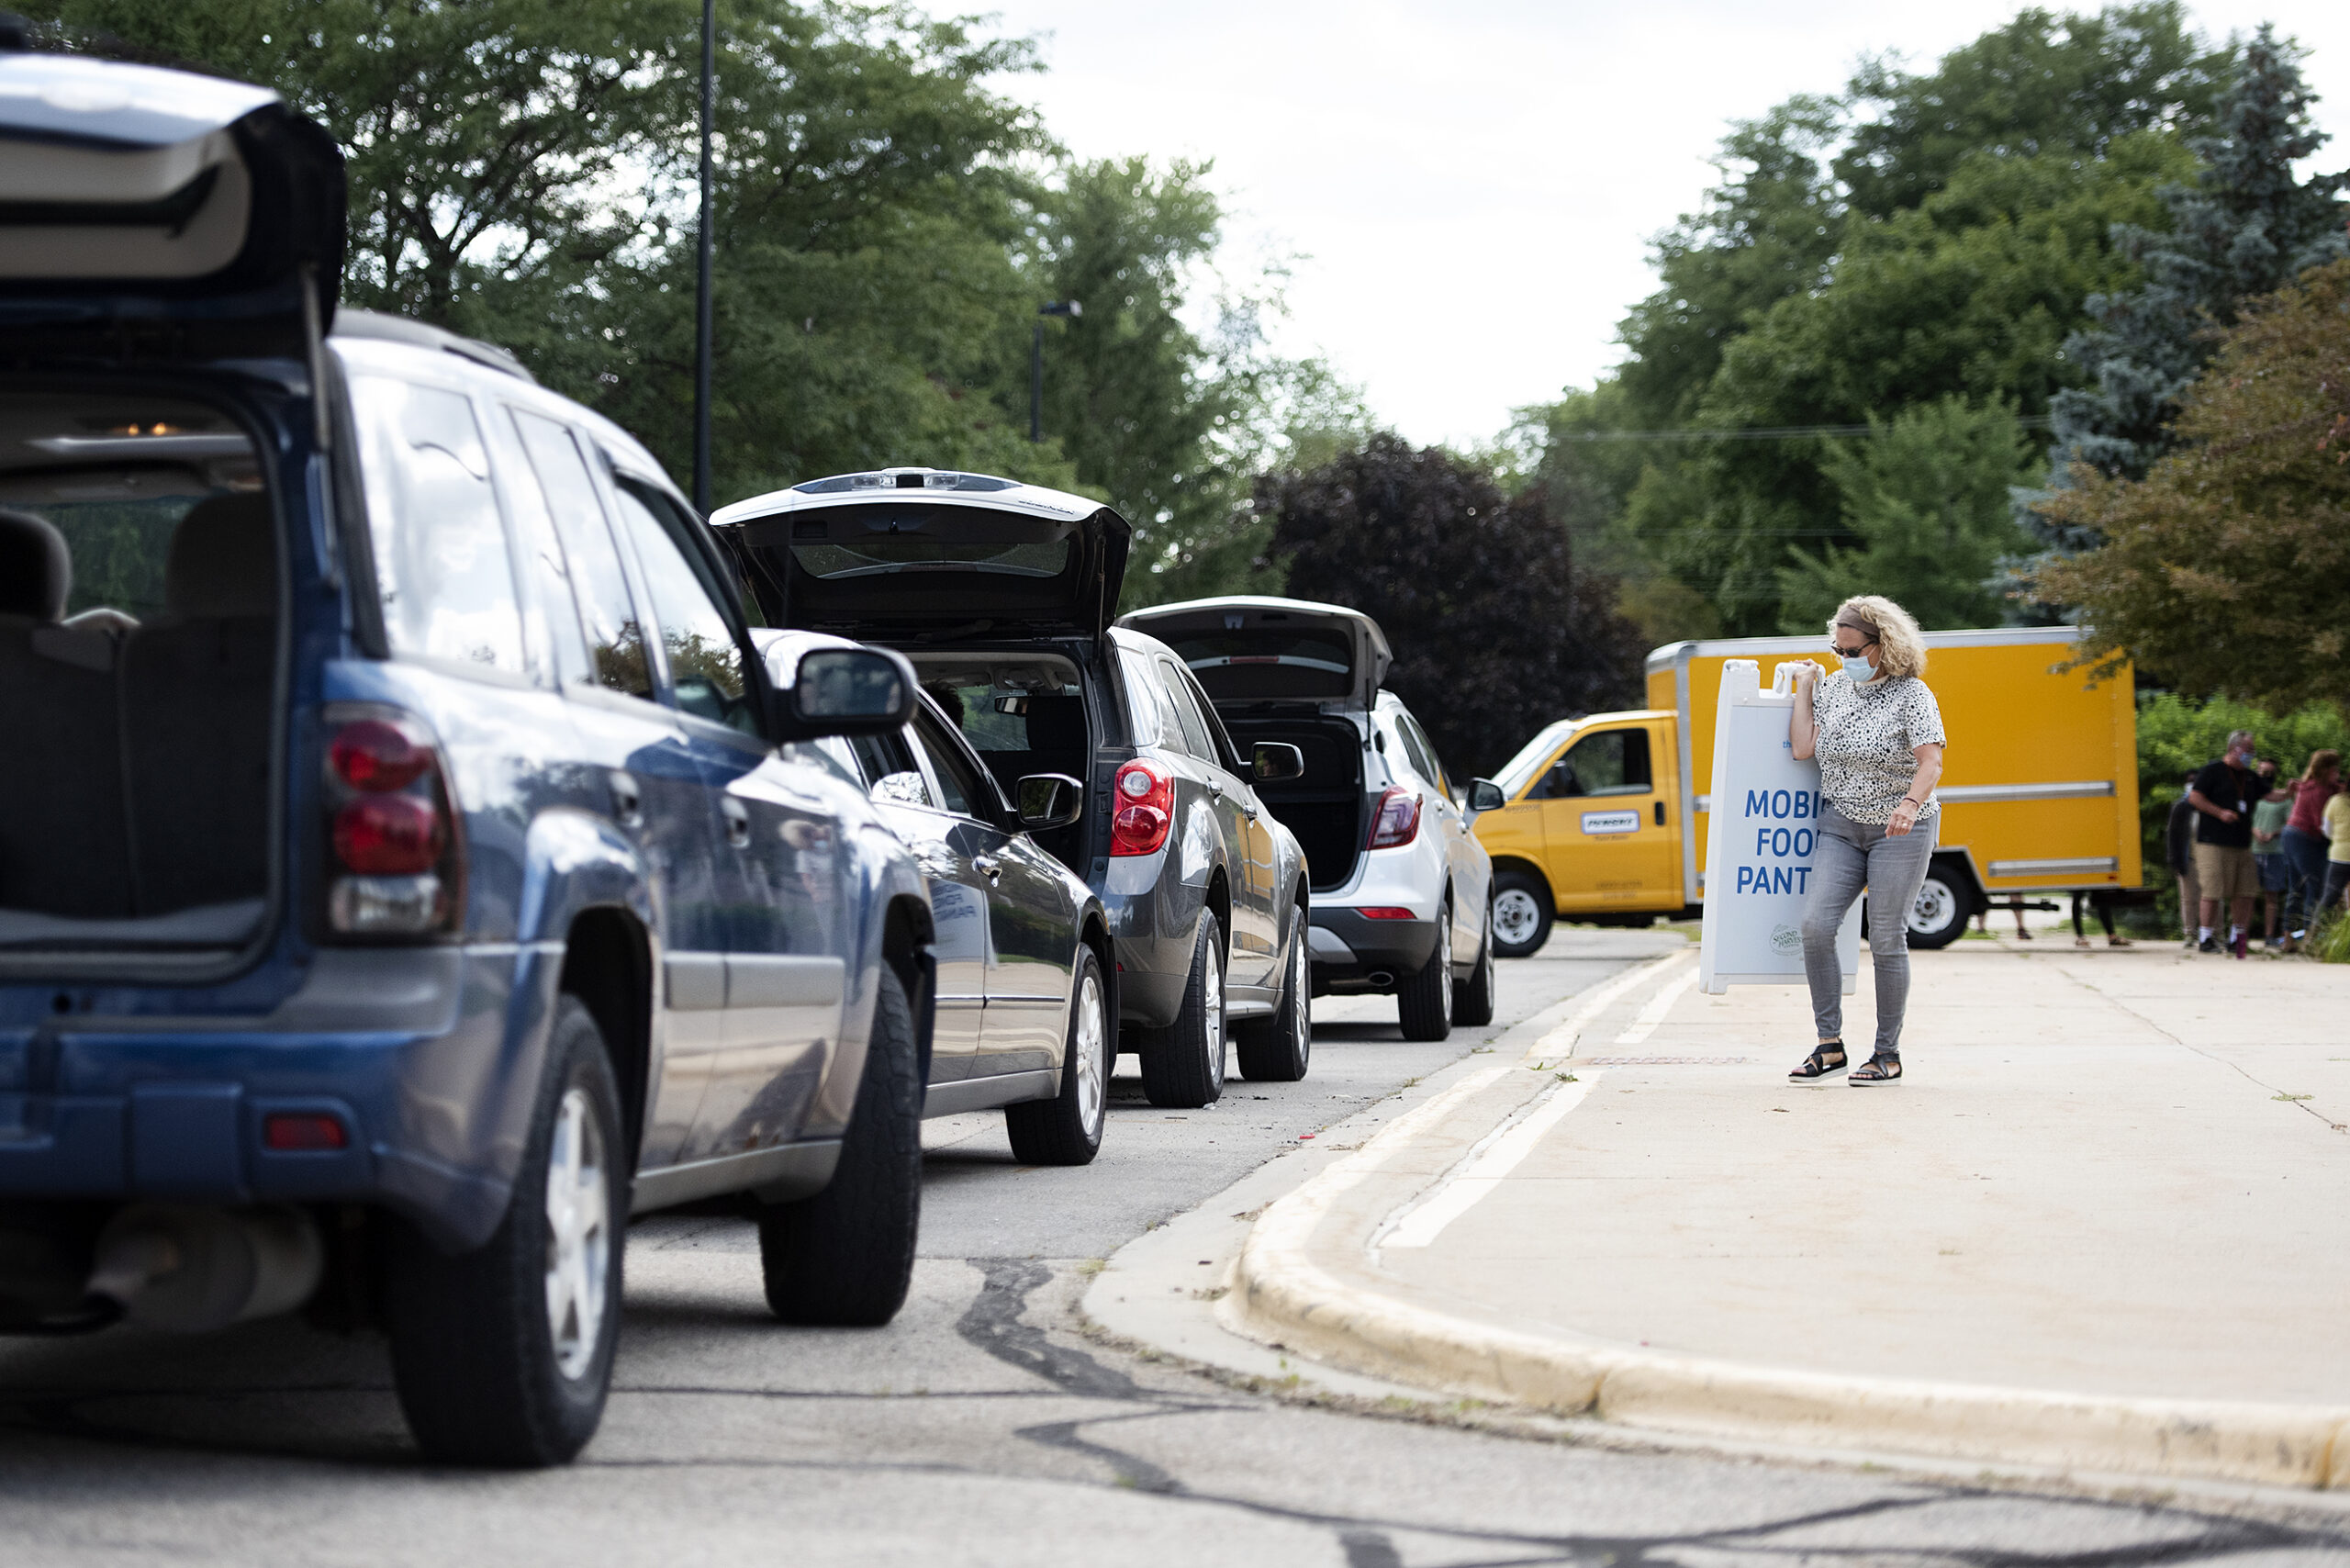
<box><xmin>2197</xmin><ymin>936</ymin><xmax>2221</xmax><ymax>954</ymax></box>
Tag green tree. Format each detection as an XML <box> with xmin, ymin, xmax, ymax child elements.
<box><xmin>1775</xmin><ymin>398</ymin><xmax>2038</xmax><ymax>633</ymax></box>
<box><xmin>1260</xmin><ymin>436</ymin><xmax>1642</xmax><ymax>778</ymax></box>
<box><xmin>2032</xmin><ymin>259</ymin><xmax>2350</xmax><ymax>713</ymax></box>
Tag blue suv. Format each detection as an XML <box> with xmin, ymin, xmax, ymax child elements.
<box><xmin>0</xmin><ymin>51</ymin><xmax>938</xmax><ymax>1465</ymax></box>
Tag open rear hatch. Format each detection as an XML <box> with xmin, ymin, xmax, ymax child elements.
<box><xmin>1118</xmin><ymin>596</ymin><xmax>1392</xmax><ymax>713</ymax></box>
<box><xmin>714</xmin><ymin>469</ymin><xmax>1130</xmax><ymax>642</ymax></box>
<box><xmin>0</xmin><ymin>50</ymin><xmax>346</xmax><ymax>360</ymax></box>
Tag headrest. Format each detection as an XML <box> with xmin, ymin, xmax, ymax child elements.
<box><xmin>164</xmin><ymin>494</ymin><xmax>275</xmax><ymax>617</ymax></box>
<box><xmin>0</xmin><ymin>509</ymin><xmax>70</xmax><ymax>622</ymax></box>
<box><xmin>1024</xmin><ymin>693</ymin><xmax>1088</xmax><ymax>752</ymax></box>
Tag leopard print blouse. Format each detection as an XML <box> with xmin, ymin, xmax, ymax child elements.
<box><xmin>1811</xmin><ymin>672</ymin><xmax>1945</xmax><ymax>826</ymax></box>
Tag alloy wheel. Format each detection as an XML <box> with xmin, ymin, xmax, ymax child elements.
<box><xmin>1073</xmin><ymin>969</ymin><xmax>1107</xmax><ymax>1139</ymax></box>
<box><xmin>543</xmin><ymin>1086</ymin><xmax>610</xmax><ymax>1383</ymax></box>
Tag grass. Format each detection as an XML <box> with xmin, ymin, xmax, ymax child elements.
<box><xmin>2312</xmin><ymin>914</ymin><xmax>2350</xmax><ymax>965</ymax></box>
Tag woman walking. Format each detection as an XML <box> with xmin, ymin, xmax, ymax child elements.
<box><xmin>2279</xmin><ymin>750</ymin><xmax>2341</xmax><ymax>950</ymax></box>
<box><xmin>1785</xmin><ymin>597</ymin><xmax>1946</xmax><ymax>1086</ymax></box>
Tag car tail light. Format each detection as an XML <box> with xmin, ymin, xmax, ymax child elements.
<box><xmin>263</xmin><ymin>1113</ymin><xmax>349</xmax><ymax>1151</ymax></box>
<box><xmin>1110</xmin><ymin>759</ymin><xmax>1173</xmax><ymax>857</ymax></box>
<box><xmin>1358</xmin><ymin>906</ymin><xmax>1416</xmax><ymax>920</ymax></box>
<box><xmin>321</xmin><ymin>707</ymin><xmax>461</xmax><ymax>937</ymax></box>
<box><xmin>1367</xmin><ymin>787</ymin><xmax>1421</xmax><ymax>850</ymax></box>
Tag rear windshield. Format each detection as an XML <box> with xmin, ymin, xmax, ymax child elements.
<box><xmin>790</xmin><ymin>537</ymin><xmax>1069</xmax><ymax>579</ymax></box>
<box><xmin>1166</xmin><ymin>629</ymin><xmax>1353</xmax><ymax>700</ymax></box>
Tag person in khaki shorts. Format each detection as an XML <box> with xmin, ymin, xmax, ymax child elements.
<box><xmin>2188</xmin><ymin>730</ymin><xmax>2264</xmax><ymax>958</ymax></box>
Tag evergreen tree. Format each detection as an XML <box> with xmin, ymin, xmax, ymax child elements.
<box><xmin>2027</xmin><ymin>24</ymin><xmax>2348</xmax><ymax>556</ymax></box>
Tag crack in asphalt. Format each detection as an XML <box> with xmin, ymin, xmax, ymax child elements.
<box><xmin>948</xmin><ymin>1256</ymin><xmax>2350</xmax><ymax>1568</ymax></box>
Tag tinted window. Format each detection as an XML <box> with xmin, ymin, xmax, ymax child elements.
<box><xmin>1168</xmin><ymin>627</ymin><xmax>1353</xmax><ymax>700</ymax></box>
<box><xmin>494</xmin><ymin>410</ymin><xmax>592</xmax><ymax>684</ymax></box>
<box><xmin>1156</xmin><ymin>658</ymin><xmax>1216</xmax><ymax>760</ymax></box>
<box><xmin>789</xmin><ymin>536</ymin><xmax>1069</xmax><ymax>579</ymax></box>
<box><xmin>609</xmin><ymin>485</ymin><xmax>755</xmax><ymax>733</ymax></box>
<box><xmin>350</xmin><ymin>375</ymin><xmax>525</xmax><ymax>674</ymax></box>
<box><xmin>510</xmin><ymin>410</ymin><xmax>651</xmax><ymax>700</ymax></box>
<box><xmin>1399</xmin><ymin>712</ymin><xmax>1449</xmax><ymax>797</ymax></box>
<box><xmin>910</xmin><ymin>704</ymin><xmax>989</xmax><ymax>817</ymax></box>
<box><xmin>1543</xmin><ymin>729</ymin><xmax>1651</xmax><ymax>799</ymax></box>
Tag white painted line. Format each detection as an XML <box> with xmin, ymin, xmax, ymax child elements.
<box><xmin>1613</xmin><ymin>965</ymin><xmax>1700</xmax><ymax>1044</ymax></box>
<box><xmin>1380</xmin><ymin>1070</ymin><xmax>1604</xmax><ymax>1249</ymax></box>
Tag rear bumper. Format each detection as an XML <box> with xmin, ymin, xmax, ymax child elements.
<box><xmin>1308</xmin><ymin>907</ymin><xmax>1438</xmax><ymax>993</ymax></box>
<box><xmin>0</xmin><ymin>946</ymin><xmax>557</xmax><ymax>1251</ymax></box>
<box><xmin>1101</xmin><ymin>844</ymin><xmax>1208</xmax><ymax>1030</ymax></box>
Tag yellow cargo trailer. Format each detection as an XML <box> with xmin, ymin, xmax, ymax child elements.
<box><xmin>1472</xmin><ymin>627</ymin><xmax>2141</xmax><ymax>956</ymax></box>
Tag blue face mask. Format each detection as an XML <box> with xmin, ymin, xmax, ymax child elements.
<box><xmin>1840</xmin><ymin>651</ymin><xmax>1878</xmax><ymax>682</ymax></box>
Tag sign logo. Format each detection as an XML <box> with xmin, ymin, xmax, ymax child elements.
<box><xmin>1581</xmin><ymin>810</ymin><xmax>1641</xmax><ymax>835</ymax></box>
<box><xmin>1770</xmin><ymin>923</ymin><xmax>1802</xmax><ymax>954</ymax></box>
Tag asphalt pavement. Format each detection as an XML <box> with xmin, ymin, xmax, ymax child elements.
<box><xmin>3</xmin><ymin>933</ymin><xmax>2347</xmax><ymax>1566</ymax></box>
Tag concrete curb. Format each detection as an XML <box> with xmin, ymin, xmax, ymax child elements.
<box><xmin>1225</xmin><ymin>952</ymin><xmax>2350</xmax><ymax>1491</ymax></box>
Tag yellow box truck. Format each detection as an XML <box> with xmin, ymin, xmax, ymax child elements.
<box><xmin>1472</xmin><ymin>627</ymin><xmax>2141</xmax><ymax>956</ymax></box>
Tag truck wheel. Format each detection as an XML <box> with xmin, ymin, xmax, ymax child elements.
<box><xmin>1236</xmin><ymin>905</ymin><xmax>1311</xmax><ymax>1082</ymax></box>
<box><xmin>1452</xmin><ymin>900</ymin><xmax>1496</xmax><ymax>1027</ymax></box>
<box><xmin>385</xmin><ymin>995</ymin><xmax>622</xmax><ymax>1468</ymax></box>
<box><xmin>1397</xmin><ymin>899</ymin><xmax>1455</xmax><ymax>1042</ymax></box>
<box><xmin>1005</xmin><ymin>947</ymin><xmax>1111</xmax><ymax>1165</ymax></box>
<box><xmin>1906</xmin><ymin>866</ymin><xmax>1974</xmax><ymax>951</ymax></box>
<box><xmin>1490</xmin><ymin>870</ymin><xmax>1553</xmax><ymax>959</ymax></box>
<box><xmin>1139</xmin><ymin>913</ymin><xmax>1227</xmax><ymax>1108</ymax></box>
<box><xmin>759</xmin><ymin>965</ymin><xmax>923</xmax><ymax>1326</ymax></box>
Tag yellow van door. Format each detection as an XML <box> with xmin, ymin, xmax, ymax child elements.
<box><xmin>1534</xmin><ymin>721</ymin><xmax>1678</xmax><ymax>913</ymax></box>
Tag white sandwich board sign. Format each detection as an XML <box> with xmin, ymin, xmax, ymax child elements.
<box><xmin>1697</xmin><ymin>659</ymin><xmax>1861</xmax><ymax>995</ymax></box>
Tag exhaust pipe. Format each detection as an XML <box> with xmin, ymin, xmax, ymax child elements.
<box><xmin>85</xmin><ymin>1206</ymin><xmax>323</xmax><ymax>1333</ymax></box>
<box><xmin>1365</xmin><ymin>970</ymin><xmax>1395</xmax><ymax>989</ymax></box>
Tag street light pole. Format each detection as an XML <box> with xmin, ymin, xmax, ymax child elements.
<box><xmin>692</xmin><ymin>0</ymin><xmax>715</xmax><ymax>514</ymax></box>
<box><xmin>1029</xmin><ymin>299</ymin><xmax>1080</xmax><ymax>444</ymax></box>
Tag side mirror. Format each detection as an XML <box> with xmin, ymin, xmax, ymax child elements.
<box><xmin>1252</xmin><ymin>742</ymin><xmax>1305</xmax><ymax>783</ymax></box>
<box><xmin>1015</xmin><ymin>772</ymin><xmax>1084</xmax><ymax>831</ymax></box>
<box><xmin>767</xmin><ymin>644</ymin><xmax>917</xmax><ymax>739</ymax></box>
<box><xmin>1467</xmin><ymin>778</ymin><xmax>1505</xmax><ymax>813</ymax></box>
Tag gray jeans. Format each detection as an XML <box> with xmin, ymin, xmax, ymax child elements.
<box><xmin>1801</xmin><ymin>805</ymin><xmax>1939</xmax><ymax>1056</ymax></box>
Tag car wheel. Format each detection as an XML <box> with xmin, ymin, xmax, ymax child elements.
<box><xmin>1005</xmin><ymin>946</ymin><xmax>1111</xmax><ymax>1165</ymax></box>
<box><xmin>1139</xmin><ymin>912</ymin><xmax>1227</xmax><ymax>1108</ymax></box>
<box><xmin>1236</xmin><ymin>905</ymin><xmax>1311</xmax><ymax>1082</ymax></box>
<box><xmin>758</xmin><ymin>964</ymin><xmax>923</xmax><ymax>1326</ymax></box>
<box><xmin>1452</xmin><ymin>898</ymin><xmax>1496</xmax><ymax>1027</ymax></box>
<box><xmin>1490</xmin><ymin>869</ymin><xmax>1553</xmax><ymax>959</ymax></box>
<box><xmin>1397</xmin><ymin>898</ymin><xmax>1455</xmax><ymax>1042</ymax></box>
<box><xmin>1905</xmin><ymin>866</ymin><xmax>1974</xmax><ymax>951</ymax></box>
<box><xmin>384</xmin><ymin>995</ymin><xmax>621</xmax><ymax>1467</ymax></box>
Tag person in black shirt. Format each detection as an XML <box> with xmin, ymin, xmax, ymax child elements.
<box><xmin>2165</xmin><ymin>768</ymin><xmax>2201</xmax><ymax>950</ymax></box>
<box><xmin>2187</xmin><ymin>729</ymin><xmax>2262</xmax><ymax>958</ymax></box>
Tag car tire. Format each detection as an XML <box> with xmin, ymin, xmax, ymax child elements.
<box><xmin>1235</xmin><ymin>905</ymin><xmax>1311</xmax><ymax>1082</ymax></box>
<box><xmin>758</xmin><ymin>964</ymin><xmax>923</xmax><ymax>1327</ymax></box>
<box><xmin>1452</xmin><ymin>899</ymin><xmax>1496</xmax><ymax>1027</ymax></box>
<box><xmin>1397</xmin><ymin>898</ymin><xmax>1455</xmax><ymax>1042</ymax></box>
<box><xmin>1138</xmin><ymin>912</ymin><xmax>1227</xmax><ymax>1108</ymax></box>
<box><xmin>1905</xmin><ymin>864</ymin><xmax>1975</xmax><ymax>951</ymax></box>
<box><xmin>1005</xmin><ymin>946</ymin><xmax>1111</xmax><ymax>1165</ymax></box>
<box><xmin>384</xmin><ymin>995</ymin><xmax>622</xmax><ymax>1468</ymax></box>
<box><xmin>1491</xmin><ymin>869</ymin><xmax>1554</xmax><ymax>959</ymax></box>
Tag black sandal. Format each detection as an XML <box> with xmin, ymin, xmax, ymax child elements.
<box><xmin>1850</xmin><ymin>1052</ymin><xmax>1903</xmax><ymax>1084</ymax></box>
<box><xmin>1789</xmin><ymin>1042</ymin><xmax>1847</xmax><ymax>1079</ymax></box>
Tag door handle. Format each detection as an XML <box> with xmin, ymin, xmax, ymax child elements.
<box><xmin>722</xmin><ymin>800</ymin><xmax>751</xmax><ymax>849</ymax></box>
<box><xmin>608</xmin><ymin>771</ymin><xmax>642</xmax><ymax>827</ymax></box>
<box><xmin>1210</xmin><ymin>783</ymin><xmax>1224</xmax><ymax>800</ymax></box>
<box><xmin>972</xmin><ymin>854</ymin><xmax>1002</xmax><ymax>882</ymax></box>
<box><xmin>1654</xmin><ymin>801</ymin><xmax>1666</xmax><ymax>827</ymax></box>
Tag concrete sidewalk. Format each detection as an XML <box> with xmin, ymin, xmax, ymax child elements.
<box><xmin>1222</xmin><ymin>939</ymin><xmax>2350</xmax><ymax>1487</ymax></box>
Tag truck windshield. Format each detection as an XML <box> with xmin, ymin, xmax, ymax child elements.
<box><xmin>1494</xmin><ymin>720</ymin><xmax>1577</xmax><ymax>799</ymax></box>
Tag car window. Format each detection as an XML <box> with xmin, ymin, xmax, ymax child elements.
<box><xmin>1544</xmin><ymin>728</ymin><xmax>1652</xmax><ymax>798</ymax></box>
<box><xmin>349</xmin><ymin>375</ymin><xmax>526</xmax><ymax>676</ymax></box>
<box><xmin>1399</xmin><ymin>712</ymin><xmax>1449</xmax><ymax>797</ymax></box>
<box><xmin>910</xmin><ymin>703</ymin><xmax>990</xmax><ymax>818</ymax></box>
<box><xmin>510</xmin><ymin>409</ymin><xmax>653</xmax><ymax>701</ymax></box>
<box><xmin>492</xmin><ymin>410</ymin><xmax>593</xmax><ymax>686</ymax></box>
<box><xmin>608</xmin><ymin>485</ymin><xmax>756</xmax><ymax>734</ymax></box>
<box><xmin>1156</xmin><ymin>657</ymin><xmax>1216</xmax><ymax>760</ymax></box>
<box><xmin>846</xmin><ymin>728</ymin><xmax>921</xmax><ymax>790</ymax></box>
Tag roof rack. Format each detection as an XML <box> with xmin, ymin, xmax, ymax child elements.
<box><xmin>330</xmin><ymin>308</ymin><xmax>536</xmax><ymax>385</ymax></box>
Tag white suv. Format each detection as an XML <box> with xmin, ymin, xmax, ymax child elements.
<box><xmin>1117</xmin><ymin>598</ymin><xmax>1497</xmax><ymax>1041</ymax></box>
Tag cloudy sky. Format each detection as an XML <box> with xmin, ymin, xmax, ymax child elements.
<box><xmin>981</xmin><ymin>1</ymin><xmax>2350</xmax><ymax>447</ymax></box>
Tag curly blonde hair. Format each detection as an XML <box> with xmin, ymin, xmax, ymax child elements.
<box><xmin>1829</xmin><ymin>595</ymin><xmax>1927</xmax><ymax>682</ymax></box>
